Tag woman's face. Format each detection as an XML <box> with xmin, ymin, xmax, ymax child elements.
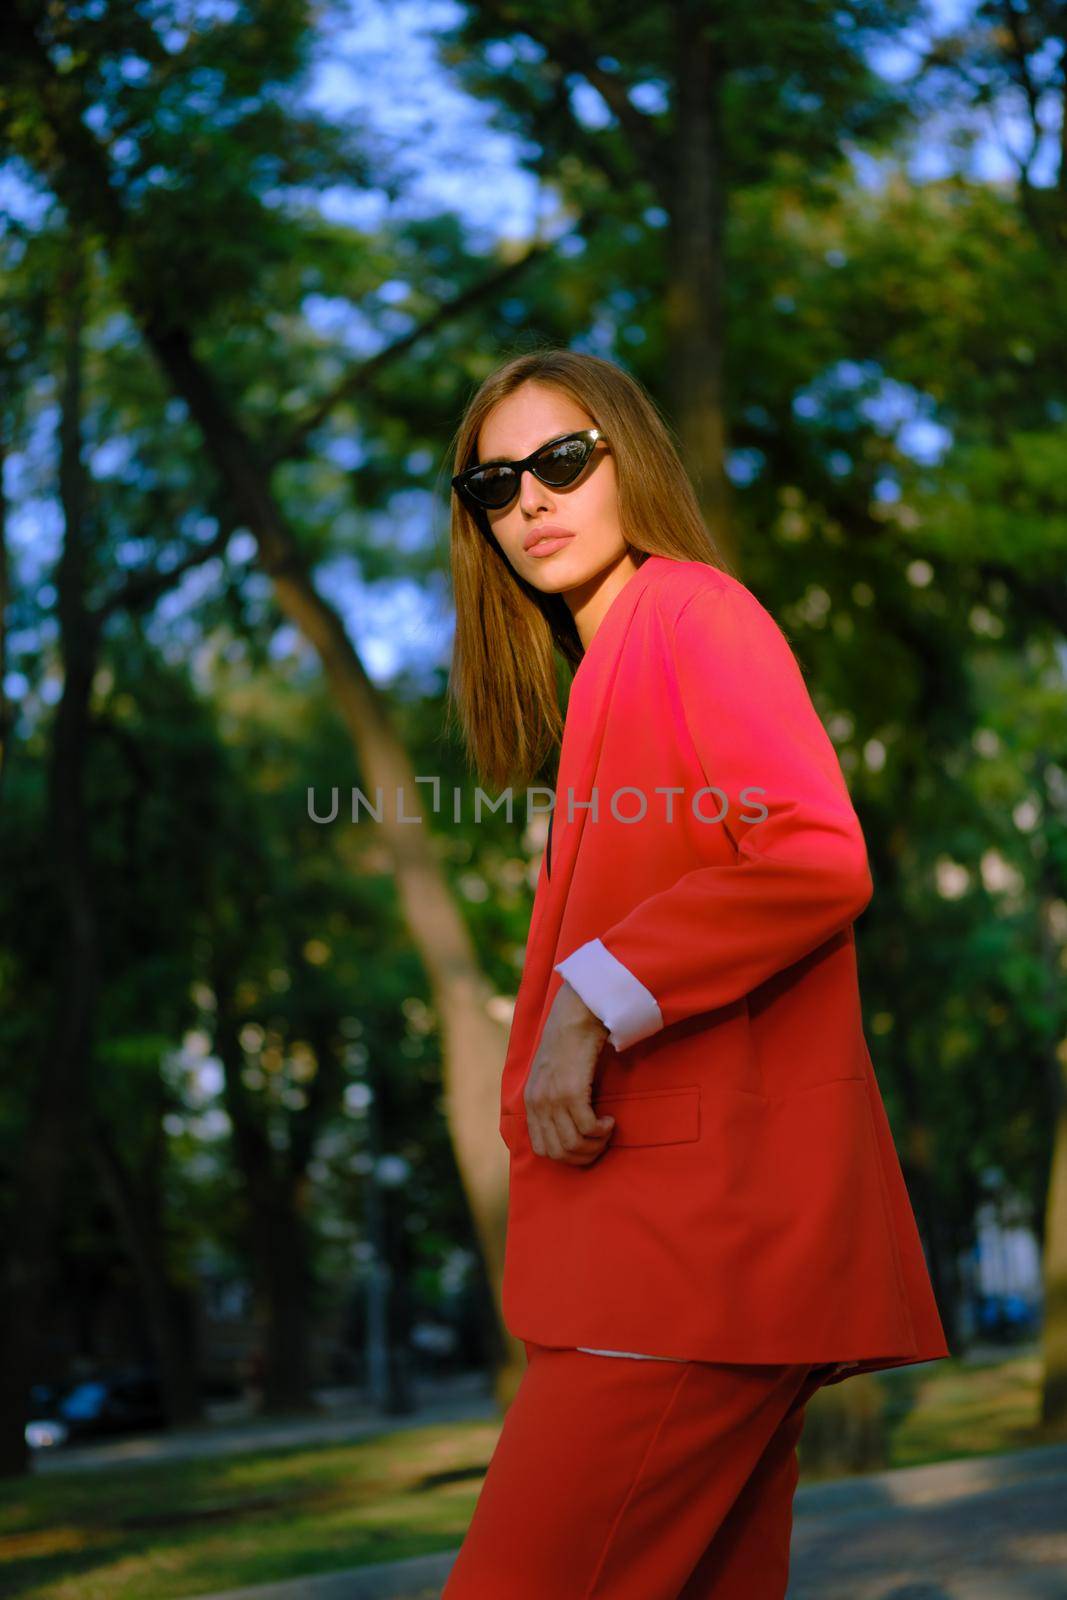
<box><xmin>475</xmin><ymin>382</ymin><xmax>633</xmax><ymax>606</ymax></box>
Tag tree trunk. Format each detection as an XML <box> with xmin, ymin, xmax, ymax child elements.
<box><xmin>0</xmin><ymin>228</ymin><xmax>215</xmax><ymax>1474</ymax></box>
<box><xmin>1037</xmin><ymin>854</ymin><xmax>1067</xmax><ymax>1432</ymax></box>
<box><xmin>0</xmin><ymin>237</ymin><xmax>99</xmax><ymax>1477</ymax></box>
<box><xmin>893</xmin><ymin>1056</ymin><xmax>960</xmax><ymax>1343</ymax></box>
<box><xmin>213</xmin><ymin>971</ymin><xmax>317</xmax><ymax>1413</ymax></box>
<box><xmin>1040</xmin><ymin>1050</ymin><xmax>1067</xmax><ymax>1431</ymax></box>
<box><xmin>259</xmin><ymin>1200</ymin><xmax>315</xmax><ymax>1414</ymax></box>
<box><xmin>0</xmin><ymin>434</ymin><xmax>9</xmax><ymax>802</ymax></box>
<box><xmin>666</xmin><ymin>1</ymin><xmax>736</xmax><ymax>571</ymax></box>
<box><xmin>89</xmin><ymin>1118</ymin><xmax>204</xmax><ymax>1426</ymax></box>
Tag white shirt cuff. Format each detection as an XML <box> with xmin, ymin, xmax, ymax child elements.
<box><xmin>554</xmin><ymin>938</ymin><xmax>664</xmax><ymax>1052</ymax></box>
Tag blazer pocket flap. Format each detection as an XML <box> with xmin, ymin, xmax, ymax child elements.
<box><xmin>594</xmin><ymin>1085</ymin><xmax>700</xmax><ymax>1146</ymax></box>
<box><xmin>500</xmin><ymin>1086</ymin><xmax>700</xmax><ymax>1152</ymax></box>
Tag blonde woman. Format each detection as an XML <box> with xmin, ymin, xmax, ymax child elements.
<box><xmin>441</xmin><ymin>349</ymin><xmax>948</xmax><ymax>1599</ymax></box>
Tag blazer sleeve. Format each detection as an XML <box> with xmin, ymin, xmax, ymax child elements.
<box><xmin>553</xmin><ymin>580</ymin><xmax>873</xmax><ymax>1050</ymax></box>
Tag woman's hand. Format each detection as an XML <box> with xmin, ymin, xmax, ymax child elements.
<box><xmin>524</xmin><ymin>980</ymin><xmax>615</xmax><ymax>1164</ymax></box>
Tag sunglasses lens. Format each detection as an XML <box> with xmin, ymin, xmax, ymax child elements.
<box><xmin>464</xmin><ymin>465</ymin><xmax>518</xmax><ymax>508</ymax></box>
<box><xmin>536</xmin><ymin>436</ymin><xmax>592</xmax><ymax>485</ymax></box>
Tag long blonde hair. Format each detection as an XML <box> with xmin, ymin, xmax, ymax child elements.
<box><xmin>444</xmin><ymin>348</ymin><xmax>734</xmax><ymax>792</ymax></box>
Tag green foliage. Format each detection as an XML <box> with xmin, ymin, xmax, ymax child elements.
<box><xmin>1</xmin><ymin>0</ymin><xmax>1065</xmax><ymax>1408</ymax></box>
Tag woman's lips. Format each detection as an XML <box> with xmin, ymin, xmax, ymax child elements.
<box><xmin>526</xmin><ymin>533</ymin><xmax>575</xmax><ymax>558</ymax></box>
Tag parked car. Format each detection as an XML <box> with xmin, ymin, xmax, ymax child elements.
<box><xmin>24</xmin><ymin>1383</ymin><xmax>69</xmax><ymax>1451</ymax></box>
<box><xmin>25</xmin><ymin>1369</ymin><xmax>167</xmax><ymax>1450</ymax></box>
<box><xmin>974</xmin><ymin>1291</ymin><xmax>1041</xmax><ymax>1341</ymax></box>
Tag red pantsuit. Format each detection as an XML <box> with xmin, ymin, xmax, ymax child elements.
<box><xmin>441</xmin><ymin>1344</ymin><xmax>832</xmax><ymax>1600</ymax></box>
<box><xmin>451</xmin><ymin>555</ymin><xmax>949</xmax><ymax>1593</ymax></box>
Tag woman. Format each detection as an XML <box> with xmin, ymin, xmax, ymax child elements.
<box><xmin>441</xmin><ymin>349</ymin><xmax>949</xmax><ymax>1599</ymax></box>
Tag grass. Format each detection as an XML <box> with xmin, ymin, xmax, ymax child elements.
<box><xmin>0</xmin><ymin>1414</ymin><xmax>500</xmax><ymax>1600</ymax></box>
<box><xmin>878</xmin><ymin>1344</ymin><xmax>1051</xmax><ymax>1468</ymax></box>
<box><xmin>0</xmin><ymin>1345</ymin><xmax>1054</xmax><ymax>1600</ymax></box>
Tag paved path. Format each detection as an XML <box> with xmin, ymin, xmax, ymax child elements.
<box><xmin>183</xmin><ymin>1440</ymin><xmax>1067</xmax><ymax>1600</ymax></box>
<box><xmin>787</xmin><ymin>1440</ymin><xmax>1067</xmax><ymax>1600</ymax></box>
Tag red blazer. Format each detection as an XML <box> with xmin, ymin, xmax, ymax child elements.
<box><xmin>498</xmin><ymin>554</ymin><xmax>950</xmax><ymax>1382</ymax></box>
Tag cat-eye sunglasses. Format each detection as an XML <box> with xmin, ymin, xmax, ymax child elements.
<box><xmin>451</xmin><ymin>428</ymin><xmax>609</xmax><ymax>512</ymax></box>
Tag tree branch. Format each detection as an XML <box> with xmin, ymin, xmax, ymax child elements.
<box><xmin>476</xmin><ymin>1</ymin><xmax>668</xmax><ymax>202</ymax></box>
<box><xmin>95</xmin><ymin>521</ymin><xmax>235</xmax><ymax>621</ymax></box>
<box><xmin>267</xmin><ymin>232</ymin><xmax>561</xmax><ymax>466</ymax></box>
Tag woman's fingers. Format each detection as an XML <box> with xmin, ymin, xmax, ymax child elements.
<box><xmin>546</xmin><ymin>1104</ymin><xmax>615</xmax><ymax>1164</ymax></box>
<box><xmin>527</xmin><ymin>1104</ymin><xmax>611</xmax><ymax>1162</ymax></box>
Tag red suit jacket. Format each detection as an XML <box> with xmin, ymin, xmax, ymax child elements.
<box><xmin>498</xmin><ymin>554</ymin><xmax>950</xmax><ymax>1382</ymax></box>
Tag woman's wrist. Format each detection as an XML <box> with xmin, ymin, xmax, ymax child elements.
<box><xmin>556</xmin><ymin>978</ymin><xmax>609</xmax><ymax>1038</ymax></box>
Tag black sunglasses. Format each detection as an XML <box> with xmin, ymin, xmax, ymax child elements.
<box><xmin>451</xmin><ymin>428</ymin><xmax>608</xmax><ymax>511</ymax></box>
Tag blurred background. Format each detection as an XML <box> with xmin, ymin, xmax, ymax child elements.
<box><xmin>0</xmin><ymin>1</ymin><xmax>1065</xmax><ymax>1597</ymax></box>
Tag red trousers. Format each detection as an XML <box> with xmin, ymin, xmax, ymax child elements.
<box><xmin>441</xmin><ymin>1343</ymin><xmax>830</xmax><ymax>1600</ymax></box>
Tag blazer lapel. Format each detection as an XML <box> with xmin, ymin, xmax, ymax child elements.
<box><xmin>500</xmin><ymin>556</ymin><xmax>666</xmax><ymax>1108</ymax></box>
